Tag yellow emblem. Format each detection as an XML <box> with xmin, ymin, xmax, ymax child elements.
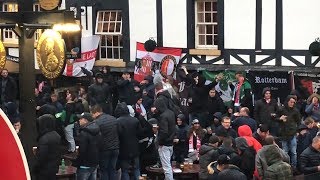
<box><xmin>36</xmin><ymin>29</ymin><xmax>65</xmax><ymax>79</ymax></box>
<box><xmin>0</xmin><ymin>40</ymin><xmax>6</xmax><ymax>70</ymax></box>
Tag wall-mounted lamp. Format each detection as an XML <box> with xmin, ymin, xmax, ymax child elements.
<box><xmin>53</xmin><ymin>23</ymin><xmax>81</xmax><ymax>32</ymax></box>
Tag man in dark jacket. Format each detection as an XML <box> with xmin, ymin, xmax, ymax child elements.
<box><xmin>117</xmin><ymin>72</ymin><xmax>136</xmax><ymax>105</ymax></box>
<box><xmin>232</xmin><ymin>107</ymin><xmax>257</xmax><ymax>133</ymax></box>
<box><xmin>216</xmin><ymin>116</ymin><xmax>237</xmax><ymax>139</ymax></box>
<box><xmin>299</xmin><ymin>136</ymin><xmax>320</xmax><ymax>179</ymax></box>
<box><xmin>0</xmin><ymin>69</ymin><xmax>17</xmax><ymax>107</ymax></box>
<box><xmin>173</xmin><ymin>114</ymin><xmax>188</xmax><ymax>163</ymax></box>
<box><xmin>88</xmin><ymin>73</ymin><xmax>111</xmax><ymax>114</ymax></box>
<box><xmin>75</xmin><ymin>112</ymin><xmax>101</xmax><ymax>180</ymax></box>
<box><xmin>154</xmin><ymin>97</ymin><xmax>176</xmax><ymax>180</ymax></box>
<box><xmin>276</xmin><ymin>95</ymin><xmax>301</xmax><ymax>168</ymax></box>
<box><xmin>199</xmin><ymin>135</ymin><xmax>220</xmax><ymax>180</ymax></box>
<box><xmin>206</xmin><ymin>88</ymin><xmax>226</xmax><ymax>118</ymax></box>
<box><xmin>254</xmin><ymin>87</ymin><xmax>279</xmax><ymax>135</ymax></box>
<box><xmin>217</xmin><ymin>164</ymin><xmax>247</xmax><ymax>180</ymax></box>
<box><xmin>253</xmin><ymin>124</ymin><xmax>269</xmax><ymax>146</ymax></box>
<box><xmin>115</xmin><ymin>102</ymin><xmax>142</xmax><ymax>180</ymax></box>
<box><xmin>92</xmin><ymin>105</ymin><xmax>119</xmax><ymax>180</ymax></box>
<box><xmin>34</xmin><ymin>114</ymin><xmax>61</xmax><ymax>180</ymax></box>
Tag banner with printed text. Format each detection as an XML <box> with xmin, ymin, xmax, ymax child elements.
<box><xmin>63</xmin><ymin>35</ymin><xmax>100</xmax><ymax>77</ymax></box>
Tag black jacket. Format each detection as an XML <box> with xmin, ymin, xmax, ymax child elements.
<box><xmin>34</xmin><ymin>114</ymin><xmax>61</xmax><ymax>178</ymax></box>
<box><xmin>95</xmin><ymin>113</ymin><xmax>119</xmax><ymax>151</ymax></box>
<box><xmin>254</xmin><ymin>98</ymin><xmax>278</xmax><ymax>125</ymax></box>
<box><xmin>75</xmin><ymin>122</ymin><xmax>101</xmax><ymax>168</ymax></box>
<box><xmin>117</xmin><ymin>78</ymin><xmax>136</xmax><ymax>105</ymax></box>
<box><xmin>0</xmin><ymin>76</ymin><xmax>17</xmax><ymax>103</ymax></box>
<box><xmin>199</xmin><ymin>144</ymin><xmax>219</xmax><ymax>180</ymax></box>
<box><xmin>88</xmin><ymin>82</ymin><xmax>110</xmax><ymax>105</ymax></box>
<box><xmin>116</xmin><ymin>102</ymin><xmax>142</xmax><ymax>159</ymax></box>
<box><xmin>217</xmin><ymin>165</ymin><xmax>247</xmax><ymax>180</ymax></box>
<box><xmin>154</xmin><ymin>97</ymin><xmax>176</xmax><ymax>146</ymax></box>
<box><xmin>174</xmin><ymin>123</ymin><xmax>189</xmax><ymax>162</ymax></box>
<box><xmin>206</xmin><ymin>95</ymin><xmax>226</xmax><ymax>116</ymax></box>
<box><xmin>300</xmin><ymin>145</ymin><xmax>320</xmax><ymax>175</ymax></box>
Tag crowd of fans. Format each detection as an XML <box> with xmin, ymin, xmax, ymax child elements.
<box><xmin>2</xmin><ymin>66</ymin><xmax>320</xmax><ymax>180</ymax></box>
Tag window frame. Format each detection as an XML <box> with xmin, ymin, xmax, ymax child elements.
<box><xmin>95</xmin><ymin>10</ymin><xmax>123</xmax><ymax>60</ymax></box>
<box><xmin>2</xmin><ymin>3</ymin><xmax>19</xmax><ymax>43</ymax></box>
<box><xmin>195</xmin><ymin>0</ymin><xmax>218</xmax><ymax>49</ymax></box>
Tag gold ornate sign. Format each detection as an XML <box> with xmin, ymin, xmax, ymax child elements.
<box><xmin>36</xmin><ymin>29</ymin><xmax>65</xmax><ymax>79</ymax></box>
<box><xmin>39</xmin><ymin>0</ymin><xmax>60</xmax><ymax>11</ymax></box>
<box><xmin>0</xmin><ymin>40</ymin><xmax>6</xmax><ymax>70</ymax></box>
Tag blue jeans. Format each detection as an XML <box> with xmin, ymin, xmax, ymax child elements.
<box><xmin>158</xmin><ymin>146</ymin><xmax>173</xmax><ymax>180</ymax></box>
<box><xmin>100</xmin><ymin>149</ymin><xmax>119</xmax><ymax>180</ymax></box>
<box><xmin>77</xmin><ymin>167</ymin><xmax>97</xmax><ymax>180</ymax></box>
<box><xmin>64</xmin><ymin>124</ymin><xmax>75</xmax><ymax>152</ymax></box>
<box><xmin>281</xmin><ymin>136</ymin><xmax>297</xmax><ymax>168</ymax></box>
<box><xmin>120</xmin><ymin>157</ymin><xmax>140</xmax><ymax>180</ymax></box>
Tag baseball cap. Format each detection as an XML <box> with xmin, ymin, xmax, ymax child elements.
<box><xmin>77</xmin><ymin>112</ymin><xmax>94</xmax><ymax>122</ymax></box>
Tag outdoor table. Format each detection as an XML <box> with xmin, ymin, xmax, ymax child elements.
<box><xmin>146</xmin><ymin>164</ymin><xmax>199</xmax><ymax>180</ymax></box>
<box><xmin>56</xmin><ymin>165</ymin><xmax>77</xmax><ymax>180</ymax></box>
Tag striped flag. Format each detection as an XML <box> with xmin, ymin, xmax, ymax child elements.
<box><xmin>63</xmin><ymin>35</ymin><xmax>100</xmax><ymax>77</ymax></box>
<box><xmin>134</xmin><ymin>42</ymin><xmax>182</xmax><ymax>82</ymax></box>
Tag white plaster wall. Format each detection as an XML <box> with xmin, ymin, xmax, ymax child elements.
<box><xmin>261</xmin><ymin>0</ymin><xmax>276</xmax><ymax>49</ymax></box>
<box><xmin>224</xmin><ymin>0</ymin><xmax>256</xmax><ymax>49</ymax></box>
<box><xmin>283</xmin><ymin>0</ymin><xmax>320</xmax><ymax>50</ymax></box>
<box><xmin>129</xmin><ymin>0</ymin><xmax>157</xmax><ymax>61</ymax></box>
<box><xmin>80</xmin><ymin>6</ymin><xmax>93</xmax><ymax>37</ymax></box>
<box><xmin>162</xmin><ymin>0</ymin><xmax>187</xmax><ymax>48</ymax></box>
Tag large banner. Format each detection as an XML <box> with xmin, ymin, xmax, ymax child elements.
<box><xmin>246</xmin><ymin>71</ymin><xmax>291</xmax><ymax>103</ymax></box>
<box><xmin>63</xmin><ymin>35</ymin><xmax>100</xmax><ymax>77</ymax></box>
<box><xmin>134</xmin><ymin>42</ymin><xmax>182</xmax><ymax>82</ymax></box>
<box><xmin>294</xmin><ymin>73</ymin><xmax>320</xmax><ymax>100</ymax></box>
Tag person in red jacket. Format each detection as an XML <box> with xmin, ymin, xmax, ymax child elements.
<box><xmin>237</xmin><ymin>125</ymin><xmax>262</xmax><ymax>153</ymax></box>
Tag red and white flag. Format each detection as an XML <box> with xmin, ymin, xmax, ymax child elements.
<box><xmin>63</xmin><ymin>35</ymin><xmax>100</xmax><ymax>77</ymax></box>
<box><xmin>134</xmin><ymin>42</ymin><xmax>182</xmax><ymax>82</ymax></box>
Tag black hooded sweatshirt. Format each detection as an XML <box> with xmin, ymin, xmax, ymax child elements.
<box><xmin>154</xmin><ymin>97</ymin><xmax>176</xmax><ymax>146</ymax></box>
<box><xmin>34</xmin><ymin>114</ymin><xmax>61</xmax><ymax>179</ymax></box>
<box><xmin>75</xmin><ymin>121</ymin><xmax>101</xmax><ymax>168</ymax></box>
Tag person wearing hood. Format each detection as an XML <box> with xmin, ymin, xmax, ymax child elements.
<box><xmin>115</xmin><ymin>102</ymin><xmax>142</xmax><ymax>180</ymax></box>
<box><xmin>181</xmin><ymin>66</ymin><xmax>216</xmax><ymax>127</ymax></box>
<box><xmin>88</xmin><ymin>72</ymin><xmax>111</xmax><ymax>114</ymax></box>
<box><xmin>235</xmin><ymin>137</ymin><xmax>256</xmax><ymax>179</ymax></box>
<box><xmin>237</xmin><ymin>125</ymin><xmax>262</xmax><ymax>153</ymax></box>
<box><xmin>75</xmin><ymin>112</ymin><xmax>101</xmax><ymax>180</ymax></box>
<box><xmin>173</xmin><ymin>114</ymin><xmax>189</xmax><ymax>163</ymax></box>
<box><xmin>0</xmin><ymin>69</ymin><xmax>17</xmax><ymax>107</ymax></box>
<box><xmin>34</xmin><ymin>114</ymin><xmax>61</xmax><ymax>180</ymax></box>
<box><xmin>154</xmin><ymin>97</ymin><xmax>176</xmax><ymax>180</ymax></box>
<box><xmin>264</xmin><ymin>145</ymin><xmax>293</xmax><ymax>180</ymax></box>
<box><xmin>254</xmin><ymin>87</ymin><xmax>279</xmax><ymax>135</ymax></box>
<box><xmin>256</xmin><ymin>135</ymin><xmax>290</xmax><ymax>179</ymax></box>
<box><xmin>199</xmin><ymin>135</ymin><xmax>220</xmax><ymax>180</ymax></box>
<box><xmin>276</xmin><ymin>95</ymin><xmax>301</xmax><ymax>169</ymax></box>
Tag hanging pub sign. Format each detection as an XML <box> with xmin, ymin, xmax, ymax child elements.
<box><xmin>0</xmin><ymin>40</ymin><xmax>6</xmax><ymax>69</ymax></box>
<box><xmin>63</xmin><ymin>30</ymin><xmax>81</xmax><ymax>59</ymax></box>
<box><xmin>36</xmin><ymin>29</ymin><xmax>65</xmax><ymax>79</ymax></box>
<box><xmin>39</xmin><ymin>0</ymin><xmax>60</xmax><ymax>11</ymax></box>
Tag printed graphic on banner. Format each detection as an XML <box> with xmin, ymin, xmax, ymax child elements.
<box><xmin>246</xmin><ymin>71</ymin><xmax>291</xmax><ymax>103</ymax></box>
<box><xmin>63</xmin><ymin>35</ymin><xmax>100</xmax><ymax>77</ymax></box>
<box><xmin>134</xmin><ymin>42</ymin><xmax>182</xmax><ymax>82</ymax></box>
<box><xmin>294</xmin><ymin>73</ymin><xmax>320</xmax><ymax>100</ymax></box>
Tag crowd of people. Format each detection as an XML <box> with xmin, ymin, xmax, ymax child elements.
<box><xmin>2</xmin><ymin>66</ymin><xmax>320</xmax><ymax>180</ymax></box>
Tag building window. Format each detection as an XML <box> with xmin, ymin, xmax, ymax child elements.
<box><xmin>95</xmin><ymin>10</ymin><xmax>123</xmax><ymax>59</ymax></box>
<box><xmin>33</xmin><ymin>3</ymin><xmax>42</xmax><ymax>41</ymax></box>
<box><xmin>2</xmin><ymin>3</ymin><xmax>18</xmax><ymax>42</ymax></box>
<box><xmin>195</xmin><ymin>0</ymin><xmax>218</xmax><ymax>48</ymax></box>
